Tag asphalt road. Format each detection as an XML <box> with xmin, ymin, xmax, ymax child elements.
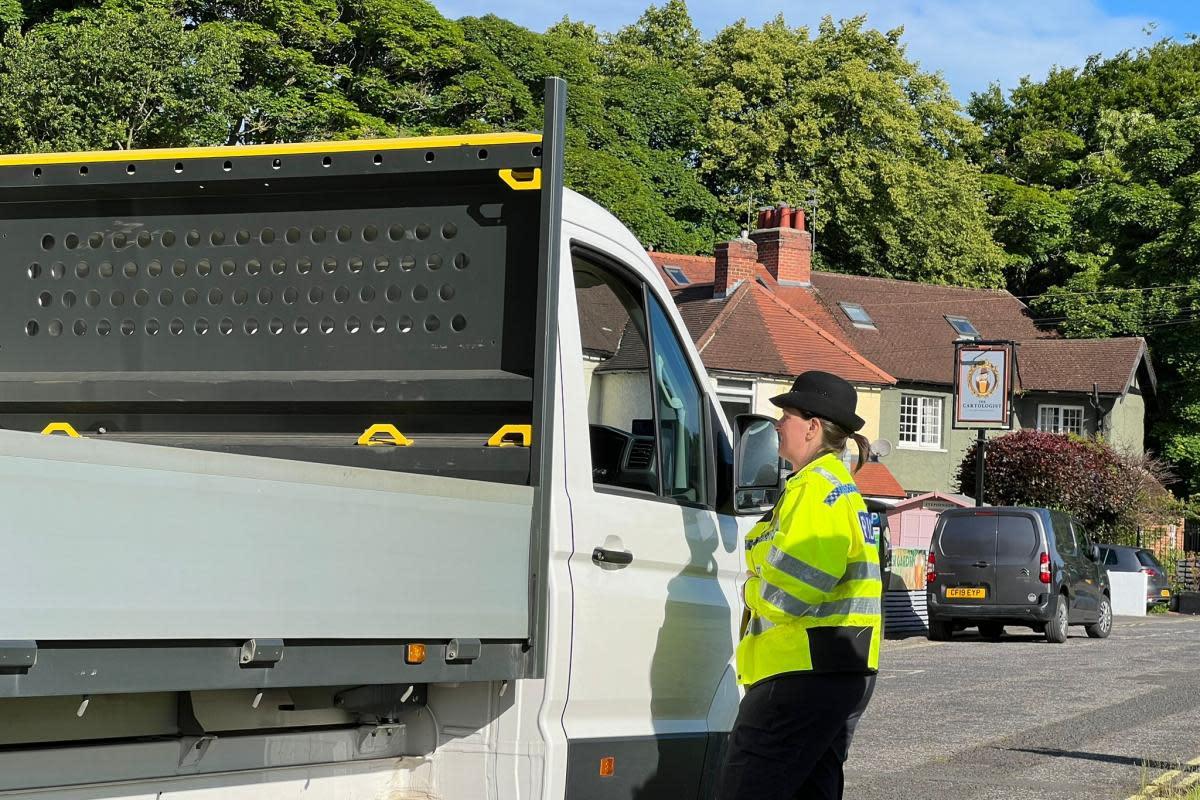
<box><xmin>844</xmin><ymin>613</ymin><xmax>1200</xmax><ymax>800</ymax></box>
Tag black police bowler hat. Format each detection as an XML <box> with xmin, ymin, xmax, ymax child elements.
<box><xmin>769</xmin><ymin>370</ymin><xmax>865</xmax><ymax>432</ymax></box>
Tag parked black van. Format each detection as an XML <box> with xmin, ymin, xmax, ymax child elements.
<box><xmin>926</xmin><ymin>507</ymin><xmax>1112</xmax><ymax>643</ymax></box>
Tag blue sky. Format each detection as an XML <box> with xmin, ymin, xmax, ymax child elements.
<box><xmin>432</xmin><ymin>0</ymin><xmax>1200</xmax><ymax>101</ymax></box>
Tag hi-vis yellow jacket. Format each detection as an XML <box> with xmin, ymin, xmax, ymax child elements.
<box><xmin>737</xmin><ymin>452</ymin><xmax>883</xmax><ymax>686</ymax></box>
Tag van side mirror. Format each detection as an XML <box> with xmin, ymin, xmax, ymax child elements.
<box><xmin>1089</xmin><ymin>544</ymin><xmax>1101</xmax><ymax>562</ymax></box>
<box><xmin>733</xmin><ymin>414</ymin><xmax>783</xmax><ymax>514</ymax></box>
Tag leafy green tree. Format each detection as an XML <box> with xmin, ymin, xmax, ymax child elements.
<box><xmin>977</xmin><ymin>42</ymin><xmax>1200</xmax><ymax>495</ymax></box>
<box><xmin>0</xmin><ymin>6</ymin><xmax>242</xmax><ymax>150</ymax></box>
<box><xmin>698</xmin><ymin>15</ymin><xmax>1005</xmax><ymax>286</ymax></box>
<box><xmin>0</xmin><ymin>0</ymin><xmax>20</xmax><ymax>35</ymax></box>
<box><xmin>980</xmin><ymin>175</ymin><xmax>1077</xmax><ymax>295</ymax></box>
<box><xmin>487</xmin><ymin>7</ymin><xmax>726</xmax><ymax>254</ymax></box>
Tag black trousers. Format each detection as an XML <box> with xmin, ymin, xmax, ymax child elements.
<box><xmin>717</xmin><ymin>671</ymin><xmax>876</xmax><ymax>800</ymax></box>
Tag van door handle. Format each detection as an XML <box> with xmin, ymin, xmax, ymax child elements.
<box><xmin>592</xmin><ymin>547</ymin><xmax>634</xmax><ymax>566</ymax></box>
<box><xmin>973</xmin><ymin>560</ymin><xmax>990</xmax><ymax>568</ymax></box>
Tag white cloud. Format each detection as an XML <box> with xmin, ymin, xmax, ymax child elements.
<box><xmin>432</xmin><ymin>0</ymin><xmax>1166</xmax><ymax>100</ymax></box>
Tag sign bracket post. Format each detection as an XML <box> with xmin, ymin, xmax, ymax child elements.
<box><xmin>975</xmin><ymin>429</ymin><xmax>986</xmax><ymax>507</ymax></box>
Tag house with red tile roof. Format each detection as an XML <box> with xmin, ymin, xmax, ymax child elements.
<box><xmin>645</xmin><ymin>207</ymin><xmax>1156</xmax><ymax>497</ymax></box>
<box><xmin>575</xmin><ymin>217</ymin><xmax>906</xmax><ymax>501</ymax></box>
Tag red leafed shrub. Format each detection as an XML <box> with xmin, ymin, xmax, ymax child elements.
<box><xmin>956</xmin><ymin>430</ymin><xmax>1176</xmax><ymax>542</ymax></box>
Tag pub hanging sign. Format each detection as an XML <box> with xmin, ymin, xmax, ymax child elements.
<box><xmin>952</xmin><ymin>341</ymin><xmax>1016</xmax><ymax>429</ymax></box>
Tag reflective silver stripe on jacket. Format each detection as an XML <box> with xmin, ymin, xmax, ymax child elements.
<box><xmin>759</xmin><ymin>583</ymin><xmax>882</xmax><ymax>619</ymax></box>
<box><xmin>837</xmin><ymin>561</ymin><xmax>882</xmax><ymax>585</ymax></box>
<box><xmin>811</xmin><ymin>467</ymin><xmax>842</xmax><ymax>486</ymax></box>
<box><xmin>765</xmin><ymin>546</ymin><xmax>840</xmax><ymax>593</ymax></box>
<box><xmin>747</xmin><ymin>615</ymin><xmax>775</xmax><ymax>636</ymax></box>
<box><xmin>811</xmin><ymin>466</ymin><xmax>861</xmax><ymax>506</ymax></box>
<box><xmin>745</xmin><ymin>512</ymin><xmax>782</xmax><ymax>551</ymax></box>
<box><xmin>745</xmin><ymin>527</ymin><xmax>776</xmax><ymax>551</ymax></box>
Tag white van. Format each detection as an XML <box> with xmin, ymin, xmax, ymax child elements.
<box><xmin>0</xmin><ymin>78</ymin><xmax>781</xmax><ymax>798</ymax></box>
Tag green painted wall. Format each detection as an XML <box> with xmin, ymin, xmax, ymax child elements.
<box><xmin>879</xmin><ymin>382</ymin><xmax>1148</xmax><ymax>495</ymax></box>
<box><xmin>1108</xmin><ymin>387</ymin><xmax>1145</xmax><ymax>456</ymax></box>
<box><xmin>1012</xmin><ymin>389</ymin><xmax>1144</xmax><ymax>456</ymax></box>
<box><xmin>878</xmin><ymin>385</ymin><xmax>982</xmax><ymax>495</ymax></box>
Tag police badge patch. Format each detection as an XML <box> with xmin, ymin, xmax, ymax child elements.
<box><xmin>858</xmin><ymin>511</ymin><xmax>877</xmax><ymax>545</ymax></box>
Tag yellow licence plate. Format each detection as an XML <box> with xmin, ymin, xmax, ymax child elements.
<box><xmin>1161</xmin><ymin>589</ymin><xmax>1171</xmax><ymax>597</ymax></box>
<box><xmin>947</xmin><ymin>587</ymin><xmax>986</xmax><ymax>599</ymax></box>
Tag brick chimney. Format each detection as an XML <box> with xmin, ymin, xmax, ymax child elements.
<box><xmin>750</xmin><ymin>204</ymin><xmax>812</xmax><ymax>286</ymax></box>
<box><xmin>714</xmin><ymin>236</ymin><xmax>758</xmax><ymax>296</ymax></box>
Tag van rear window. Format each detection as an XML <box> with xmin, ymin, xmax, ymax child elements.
<box><xmin>939</xmin><ymin>515</ymin><xmax>995</xmax><ymax>556</ymax></box>
<box><xmin>996</xmin><ymin>516</ymin><xmax>1039</xmax><ymax>559</ymax></box>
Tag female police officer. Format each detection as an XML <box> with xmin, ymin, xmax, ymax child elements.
<box><xmin>719</xmin><ymin>370</ymin><xmax>883</xmax><ymax>800</ymax></box>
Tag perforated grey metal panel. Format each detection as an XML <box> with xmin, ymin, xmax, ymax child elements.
<box><xmin>14</xmin><ymin>204</ymin><xmax>498</xmax><ymax>369</ymax></box>
<box><xmin>0</xmin><ymin>141</ymin><xmax>542</xmax><ymax>401</ymax></box>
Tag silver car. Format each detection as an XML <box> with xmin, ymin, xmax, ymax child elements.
<box><xmin>1098</xmin><ymin>545</ymin><xmax>1172</xmax><ymax>608</ymax></box>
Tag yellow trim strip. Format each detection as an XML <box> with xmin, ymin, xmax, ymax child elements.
<box><xmin>356</xmin><ymin>424</ymin><xmax>413</xmax><ymax>447</ymax></box>
<box><xmin>0</xmin><ymin>133</ymin><xmax>542</xmax><ymax>167</ymax></box>
<box><xmin>487</xmin><ymin>425</ymin><xmax>532</xmax><ymax>448</ymax></box>
<box><xmin>41</xmin><ymin>422</ymin><xmax>81</xmax><ymax>438</ymax></box>
<box><xmin>498</xmin><ymin>168</ymin><xmax>542</xmax><ymax>190</ymax></box>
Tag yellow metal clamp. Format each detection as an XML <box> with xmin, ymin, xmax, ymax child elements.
<box><xmin>41</xmin><ymin>422</ymin><xmax>81</xmax><ymax>438</ymax></box>
<box><xmin>498</xmin><ymin>168</ymin><xmax>542</xmax><ymax>191</ymax></box>
<box><xmin>487</xmin><ymin>425</ymin><xmax>532</xmax><ymax>448</ymax></box>
<box><xmin>356</xmin><ymin>424</ymin><xmax>413</xmax><ymax>447</ymax></box>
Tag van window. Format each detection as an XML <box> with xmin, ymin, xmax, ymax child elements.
<box><xmin>938</xmin><ymin>515</ymin><xmax>995</xmax><ymax>557</ymax></box>
<box><xmin>646</xmin><ymin>292</ymin><xmax>708</xmax><ymax>505</ymax></box>
<box><xmin>1104</xmin><ymin>548</ymin><xmax>1119</xmax><ymax>566</ymax></box>
<box><xmin>573</xmin><ymin>254</ymin><xmax>656</xmax><ymax>494</ymax></box>
<box><xmin>996</xmin><ymin>515</ymin><xmax>1039</xmax><ymax>560</ymax></box>
<box><xmin>1054</xmin><ymin>514</ymin><xmax>1079</xmax><ymax>555</ymax></box>
<box><xmin>1071</xmin><ymin>521</ymin><xmax>1092</xmax><ymax>551</ymax></box>
<box><xmin>571</xmin><ymin>249</ymin><xmax>710</xmax><ymax>507</ymax></box>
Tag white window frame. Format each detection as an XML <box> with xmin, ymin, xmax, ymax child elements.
<box><xmin>1038</xmin><ymin>404</ymin><xmax>1085</xmax><ymax>435</ymax></box>
<box><xmin>898</xmin><ymin>394</ymin><xmax>943</xmax><ymax>450</ymax></box>
<box><xmin>715</xmin><ymin>378</ymin><xmax>754</xmax><ymax>417</ymax></box>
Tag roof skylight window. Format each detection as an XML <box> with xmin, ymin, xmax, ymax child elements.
<box><xmin>838</xmin><ymin>302</ymin><xmax>876</xmax><ymax>329</ymax></box>
<box><xmin>664</xmin><ymin>266</ymin><xmax>691</xmax><ymax>285</ymax></box>
<box><xmin>946</xmin><ymin>315</ymin><xmax>981</xmax><ymax>338</ymax></box>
